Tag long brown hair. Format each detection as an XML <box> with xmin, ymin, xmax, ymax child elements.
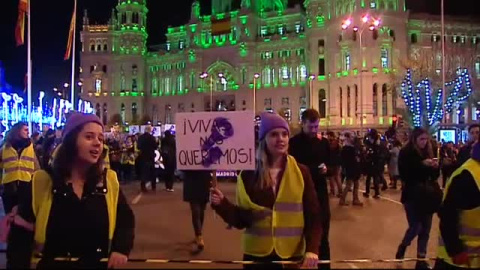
<box><xmin>406</xmin><ymin>127</ymin><xmax>434</xmax><ymax>158</ymax></box>
<box><xmin>50</xmin><ymin>123</ymin><xmax>104</xmax><ymax>189</ymax></box>
<box><xmin>5</xmin><ymin>122</ymin><xmax>28</xmax><ymax>147</ymax></box>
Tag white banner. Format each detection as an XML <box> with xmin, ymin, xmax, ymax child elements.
<box><xmin>175</xmin><ymin>111</ymin><xmax>255</xmax><ymax>170</ymax></box>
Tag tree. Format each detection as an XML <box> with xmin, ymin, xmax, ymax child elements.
<box><xmin>392</xmin><ymin>48</ymin><xmax>474</xmax><ymax>134</ymax></box>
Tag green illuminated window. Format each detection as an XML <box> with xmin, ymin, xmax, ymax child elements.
<box><xmin>281</xmin><ymin>66</ymin><xmax>289</xmax><ymax>80</ymax></box>
<box><xmin>260</xmin><ymin>26</ymin><xmax>268</xmax><ymax>37</ymax></box>
<box><xmin>262</xmin><ymin>67</ymin><xmax>271</xmax><ymax>85</ymax></box>
<box><xmin>381</xmin><ymin>48</ymin><xmax>389</xmax><ymax>68</ymax></box>
<box><xmin>152</xmin><ymin>77</ymin><xmax>158</xmax><ymax>94</ymax></box>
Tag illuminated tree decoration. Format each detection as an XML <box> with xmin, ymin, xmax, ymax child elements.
<box><xmin>401</xmin><ymin>68</ymin><xmax>473</xmax><ymax>128</ymax></box>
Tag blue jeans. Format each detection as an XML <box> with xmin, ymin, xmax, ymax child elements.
<box><xmin>400</xmin><ymin>203</ymin><xmax>433</xmax><ymax>257</ymax></box>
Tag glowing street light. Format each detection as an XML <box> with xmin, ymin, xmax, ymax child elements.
<box><xmin>64</xmin><ymin>83</ymin><xmax>69</xmax><ymax>88</ymax></box>
<box><xmin>77</xmin><ymin>81</ymin><xmax>83</xmax><ymax>87</ymax></box>
<box><xmin>362</xmin><ymin>15</ymin><xmax>369</xmax><ymax>23</ymax></box>
<box><xmin>253</xmin><ymin>73</ymin><xmax>260</xmax><ymax>114</ymax></box>
<box><xmin>341</xmin><ymin>15</ymin><xmax>381</xmax><ymax>136</ymax></box>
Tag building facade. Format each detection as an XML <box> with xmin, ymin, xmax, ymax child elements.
<box><xmin>79</xmin><ymin>0</ymin><xmax>480</xmax><ymax>132</ymax></box>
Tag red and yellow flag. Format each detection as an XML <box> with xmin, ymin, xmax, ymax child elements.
<box><xmin>64</xmin><ymin>0</ymin><xmax>77</xmax><ymax>60</ymax></box>
<box><xmin>15</xmin><ymin>0</ymin><xmax>27</xmax><ymax>46</ymax></box>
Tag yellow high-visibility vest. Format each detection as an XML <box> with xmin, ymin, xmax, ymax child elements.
<box><xmin>103</xmin><ymin>145</ymin><xmax>111</xmax><ymax>169</ymax></box>
<box><xmin>31</xmin><ymin>169</ymin><xmax>119</xmax><ymax>253</ymax></box>
<box><xmin>2</xmin><ymin>144</ymin><xmax>36</xmax><ymax>184</ymax></box>
<box><xmin>438</xmin><ymin>158</ymin><xmax>480</xmax><ymax>268</ymax></box>
<box><xmin>237</xmin><ymin>155</ymin><xmax>306</xmax><ymax>259</ymax></box>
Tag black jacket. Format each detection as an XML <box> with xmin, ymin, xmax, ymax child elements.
<box><xmin>398</xmin><ymin>146</ymin><xmax>440</xmax><ymax>204</ymax></box>
<box><xmin>182</xmin><ymin>170</ymin><xmax>212</xmax><ymax>204</ymax></box>
<box><xmin>289</xmin><ymin>132</ymin><xmax>330</xmax><ymax>194</ymax></box>
<box><xmin>8</xmin><ymin>177</ymin><xmax>135</xmax><ymax>268</ymax></box>
<box><xmin>137</xmin><ymin>132</ymin><xmax>157</xmax><ymax>162</ymax></box>
<box><xmin>341</xmin><ymin>145</ymin><xmax>361</xmax><ymax>180</ymax></box>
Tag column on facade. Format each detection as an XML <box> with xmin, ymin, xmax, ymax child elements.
<box><xmin>387</xmin><ymin>82</ymin><xmax>393</xmax><ymax>116</ymax></box>
<box><xmin>349</xmin><ymin>84</ymin><xmax>355</xmax><ymax>125</ymax></box>
<box><xmin>361</xmin><ymin>72</ymin><xmax>375</xmax><ymax>126</ymax></box>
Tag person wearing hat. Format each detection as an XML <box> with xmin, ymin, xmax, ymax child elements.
<box><xmin>436</xmin><ymin>140</ymin><xmax>480</xmax><ymax>269</ymax></box>
<box><xmin>7</xmin><ymin>113</ymin><xmax>135</xmax><ymax>269</ymax></box>
<box><xmin>210</xmin><ymin>112</ymin><xmax>322</xmax><ymax>269</ymax></box>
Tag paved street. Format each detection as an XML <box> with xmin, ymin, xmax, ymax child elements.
<box><xmin>0</xmin><ymin>178</ymin><xmax>440</xmax><ymax>269</ymax></box>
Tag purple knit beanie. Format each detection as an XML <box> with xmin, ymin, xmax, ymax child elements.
<box><xmin>63</xmin><ymin>113</ymin><xmax>104</xmax><ymax>139</ymax></box>
<box><xmin>258</xmin><ymin>112</ymin><xmax>289</xmax><ymax>140</ymax></box>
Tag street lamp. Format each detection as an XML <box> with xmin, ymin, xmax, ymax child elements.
<box><xmin>64</xmin><ymin>83</ymin><xmax>69</xmax><ymax>88</ymax></box>
<box><xmin>253</xmin><ymin>73</ymin><xmax>260</xmax><ymax>114</ymax></box>
<box><xmin>308</xmin><ymin>75</ymin><xmax>315</xmax><ymax>108</ymax></box>
<box><xmin>342</xmin><ymin>15</ymin><xmax>381</xmax><ymax>136</ymax></box>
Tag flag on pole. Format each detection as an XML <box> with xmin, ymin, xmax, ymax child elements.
<box><xmin>15</xmin><ymin>0</ymin><xmax>28</xmax><ymax>46</ymax></box>
<box><xmin>64</xmin><ymin>0</ymin><xmax>77</xmax><ymax>60</ymax></box>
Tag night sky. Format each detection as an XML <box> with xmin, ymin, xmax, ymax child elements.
<box><xmin>0</xmin><ymin>0</ymin><xmax>479</xmax><ymax>96</ymax></box>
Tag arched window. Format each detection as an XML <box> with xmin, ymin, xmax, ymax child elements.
<box><xmin>347</xmin><ymin>86</ymin><xmax>351</xmax><ymax>117</ymax></box>
<box><xmin>475</xmin><ymin>57</ymin><xmax>480</xmax><ymax>75</ymax></box>
<box><xmin>339</xmin><ymin>87</ymin><xmax>343</xmax><ymax>117</ymax></box>
<box><xmin>132</xmin><ymin>103</ymin><xmax>138</xmax><ymax>124</ymax></box>
<box><xmin>121</xmin><ymin>103</ymin><xmax>126</xmax><ymax>123</ymax></box>
<box><xmin>373</xmin><ymin>83</ymin><xmax>378</xmax><ymax>117</ymax></box>
<box><xmin>132</xmin><ymin>78</ymin><xmax>138</xmax><ymax>92</ymax></box>
<box><xmin>190</xmin><ymin>73</ymin><xmax>196</xmax><ymax>88</ymax></box>
<box><xmin>318</xmin><ymin>89</ymin><xmax>326</xmax><ymax>118</ymax></box>
<box><xmin>97</xmin><ymin>44</ymin><xmax>102</xmax><ymax>51</ymax></box>
<box><xmin>95</xmin><ymin>103</ymin><xmax>101</xmax><ymax>118</ymax></box>
<box><xmin>90</xmin><ymin>44</ymin><xmax>95</xmax><ymax>51</ymax></box>
<box><xmin>165</xmin><ymin>77</ymin><xmax>171</xmax><ymax>94</ymax></box>
<box><xmin>102</xmin><ymin>103</ymin><xmax>108</xmax><ymax>125</ymax></box>
<box><xmin>262</xmin><ymin>66</ymin><xmax>271</xmax><ymax>85</ymax></box>
<box><xmin>121</xmin><ymin>13</ymin><xmax>127</xmax><ymax>24</ymax></box>
<box><xmin>355</xmin><ymin>84</ymin><xmax>359</xmax><ymax>114</ymax></box>
<box><xmin>411</xmin><ymin>33</ymin><xmax>418</xmax><ymax>44</ymax></box>
<box><xmin>152</xmin><ymin>77</ymin><xmax>158</xmax><ymax>94</ymax></box>
<box><xmin>382</xmin><ymin>84</ymin><xmax>388</xmax><ymax>116</ymax></box>
<box><xmin>103</xmin><ymin>43</ymin><xmax>108</xmax><ymax>51</ymax></box>
<box><xmin>177</xmin><ymin>75</ymin><xmax>184</xmax><ymax>93</ymax></box>
<box><xmin>298</xmin><ymin>64</ymin><xmax>307</xmax><ymax>82</ymax></box>
<box><xmin>95</xmin><ymin>78</ymin><xmax>102</xmax><ymax>93</ymax></box>
<box><xmin>281</xmin><ymin>65</ymin><xmax>289</xmax><ymax>80</ymax></box>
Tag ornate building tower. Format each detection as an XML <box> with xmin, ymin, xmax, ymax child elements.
<box><xmin>80</xmin><ymin>0</ymin><xmax>148</xmax><ymax>125</ymax></box>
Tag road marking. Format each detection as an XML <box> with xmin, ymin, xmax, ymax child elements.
<box><xmin>347</xmin><ymin>262</ymin><xmax>359</xmax><ymax>269</ymax></box>
<box><xmin>131</xmin><ymin>193</ymin><xmax>143</xmax><ymax>205</ymax></box>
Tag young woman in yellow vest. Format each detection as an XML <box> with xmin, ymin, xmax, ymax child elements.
<box><xmin>1</xmin><ymin>122</ymin><xmax>40</xmax><ymax>269</ymax></box>
<box><xmin>436</xmin><ymin>141</ymin><xmax>480</xmax><ymax>269</ymax></box>
<box><xmin>8</xmin><ymin>113</ymin><xmax>135</xmax><ymax>269</ymax></box>
<box><xmin>0</xmin><ymin>122</ymin><xmax>40</xmax><ymax>214</ymax></box>
<box><xmin>210</xmin><ymin>112</ymin><xmax>322</xmax><ymax>269</ymax></box>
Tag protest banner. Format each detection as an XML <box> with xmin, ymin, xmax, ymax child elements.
<box><xmin>175</xmin><ymin>111</ymin><xmax>255</xmax><ymax>170</ymax></box>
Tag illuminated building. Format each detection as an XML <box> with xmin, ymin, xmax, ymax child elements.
<box><xmin>80</xmin><ymin>0</ymin><xmax>480</xmax><ymax>131</ymax></box>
